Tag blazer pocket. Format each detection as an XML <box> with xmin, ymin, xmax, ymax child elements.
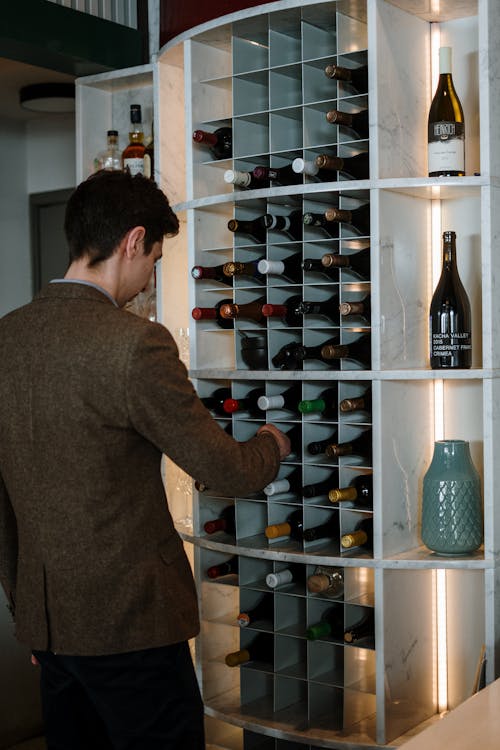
<box><xmin>158</xmin><ymin>532</ymin><xmax>185</xmax><ymax>566</ymax></box>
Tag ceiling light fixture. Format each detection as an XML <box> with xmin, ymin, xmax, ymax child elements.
<box><xmin>19</xmin><ymin>83</ymin><xmax>75</xmax><ymax>113</ymax></box>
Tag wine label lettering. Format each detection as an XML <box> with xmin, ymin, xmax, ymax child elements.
<box><xmin>431</xmin><ymin>331</ymin><xmax>472</xmax><ymax>357</ymax></box>
<box><xmin>123</xmin><ymin>157</ymin><xmax>145</xmax><ymax>176</ymax></box>
<box><xmin>428</xmin><ymin>121</ymin><xmax>465</xmax><ymax>173</ymax></box>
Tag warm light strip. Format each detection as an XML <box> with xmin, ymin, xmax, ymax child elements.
<box><xmin>436</xmin><ymin>569</ymin><xmax>448</xmax><ymax>713</ymax></box>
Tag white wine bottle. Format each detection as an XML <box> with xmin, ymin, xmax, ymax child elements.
<box><xmin>428</xmin><ymin>47</ymin><xmax>465</xmax><ymax>177</ymax></box>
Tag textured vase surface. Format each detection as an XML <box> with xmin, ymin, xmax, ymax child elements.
<box><xmin>421</xmin><ymin>440</ymin><xmax>482</xmax><ymax>555</ymax></box>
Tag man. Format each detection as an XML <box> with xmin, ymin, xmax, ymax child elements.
<box><xmin>0</xmin><ymin>170</ymin><xmax>289</xmax><ymax>749</ymax></box>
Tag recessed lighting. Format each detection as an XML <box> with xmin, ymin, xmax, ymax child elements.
<box><xmin>19</xmin><ymin>82</ymin><xmax>75</xmax><ymax>113</ymax></box>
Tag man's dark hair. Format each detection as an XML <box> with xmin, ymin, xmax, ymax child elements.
<box><xmin>64</xmin><ymin>170</ymin><xmax>179</xmax><ymax>267</ymax></box>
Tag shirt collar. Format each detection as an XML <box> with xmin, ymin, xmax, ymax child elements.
<box><xmin>50</xmin><ymin>278</ymin><xmax>118</xmax><ymax>307</ymax></box>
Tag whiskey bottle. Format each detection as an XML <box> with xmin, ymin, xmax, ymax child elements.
<box><xmin>257</xmin><ymin>252</ymin><xmax>303</xmax><ymax>284</ymax></box>
<box><xmin>341</xmin><ymin>516</ymin><xmax>373</xmax><ymax>550</ymax></box>
<box><xmin>329</xmin><ymin>474</ymin><xmax>373</xmax><ymax>507</ymax></box>
<box><xmin>219</xmin><ymin>296</ymin><xmax>267</xmax><ymax>324</ymax></box>
<box><xmin>191</xmin><ymin>299</ymin><xmax>234</xmax><ymax>329</ymax></box>
<box><xmin>306</xmin><ymin>605</ymin><xmax>344</xmax><ymax>640</ymax></box>
<box><xmin>307</xmin><ymin>566</ymin><xmax>344</xmax><ymax>597</ymax></box>
<box><xmin>324</xmin><ymin>63</ymin><xmax>368</xmax><ymax>93</ymax></box>
<box><xmin>203</xmin><ymin>505</ymin><xmax>236</xmax><ymax>535</ymax></box>
<box><xmin>326</xmin><ymin>108</ymin><xmax>369</xmax><ymax>139</ymax></box>
<box><xmin>193</xmin><ymin>126</ymin><xmax>232</xmax><ymax>160</ymax></box>
<box><xmin>257</xmin><ymin>383</ymin><xmax>302</xmax><ymax>414</ymax></box>
<box><xmin>94</xmin><ymin>130</ymin><xmax>121</xmax><ymax>172</ymax></box>
<box><xmin>321</xmin><ymin>248</ymin><xmax>370</xmax><ymax>280</ymax></box>
<box><xmin>225</xmin><ymin>632</ymin><xmax>273</xmax><ymax>667</ymax></box>
<box><xmin>237</xmin><ymin>594</ymin><xmax>274</xmax><ymax>627</ymax></box>
<box><xmin>206</xmin><ymin>556</ymin><xmax>239</xmax><ymax>579</ymax></box>
<box><xmin>324</xmin><ymin>203</ymin><xmax>370</xmax><ymax>236</ymax></box>
<box><xmin>315</xmin><ymin>153</ymin><xmax>369</xmax><ymax>181</ymax></box>
<box><xmin>122</xmin><ymin>104</ymin><xmax>146</xmax><ymax>175</ymax></box>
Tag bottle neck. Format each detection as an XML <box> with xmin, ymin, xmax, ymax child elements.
<box><xmin>442</xmin><ymin>238</ymin><xmax>457</xmax><ymax>268</ymax></box>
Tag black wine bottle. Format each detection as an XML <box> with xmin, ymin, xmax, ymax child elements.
<box><xmin>193</xmin><ymin>127</ymin><xmax>232</xmax><ymax>160</ymax></box>
<box><xmin>307</xmin><ymin>566</ymin><xmax>344</xmax><ymax>597</ymax></box>
<box><xmin>303</xmin><ymin>513</ymin><xmax>339</xmax><ymax>542</ymax></box>
<box><xmin>324</xmin><ymin>63</ymin><xmax>368</xmax><ymax>93</ymax></box>
<box><xmin>271</xmin><ymin>337</ymin><xmax>340</xmax><ymax>371</ymax></box>
<box><xmin>329</xmin><ymin>474</ymin><xmax>373</xmax><ymax>507</ymax></box>
<box><xmin>222</xmin><ymin>260</ymin><xmax>265</xmax><ymax>284</ymax></box>
<box><xmin>191</xmin><ymin>263</ymin><xmax>233</xmax><ymax>286</ymax></box>
<box><xmin>257</xmin><ymin>252</ymin><xmax>303</xmax><ymax>284</ymax></box>
<box><xmin>207</xmin><ymin>556</ymin><xmax>239</xmax><ymax>579</ymax></box>
<box><xmin>191</xmin><ymin>298</ymin><xmax>234</xmax><ymax>329</ymax></box>
<box><xmin>265</xmin><ymin>509</ymin><xmax>304</xmax><ymax>541</ymax></box>
<box><xmin>340</xmin><ymin>295</ymin><xmax>371</xmax><ymax>324</ymax></box>
<box><xmin>326</xmin><ymin>108</ymin><xmax>369</xmax><ymax>139</ymax></box>
<box><xmin>429</xmin><ymin>230</ymin><xmax>471</xmax><ymax>369</ymax></box>
<box><xmin>302</xmin><ymin>471</ymin><xmax>338</xmax><ymax>499</ymax></box>
<box><xmin>320</xmin><ymin>334</ymin><xmax>371</xmax><ymax>368</ymax></box>
<box><xmin>219</xmin><ymin>297</ymin><xmax>267</xmax><ymax>324</ymax></box>
<box><xmin>264</xmin><ymin>466</ymin><xmax>302</xmax><ymax>497</ymax></box>
<box><xmin>225</xmin><ymin>632</ymin><xmax>273</xmax><ymax>667</ymax></box>
<box><xmin>428</xmin><ymin>47</ymin><xmax>465</xmax><ymax>177</ymax></box>
<box><xmin>204</xmin><ymin>505</ymin><xmax>236</xmax><ymax>535</ymax></box>
<box><xmin>224</xmin><ymin>168</ymin><xmax>268</xmax><ymax>189</ymax></box>
<box><xmin>297</xmin><ymin>295</ymin><xmax>339</xmax><ymax>324</ymax></box>
<box><xmin>262</xmin><ymin>295</ymin><xmax>303</xmax><ymax>327</ymax></box>
<box><xmin>302</xmin><ymin>257</ymin><xmax>339</xmax><ymax>280</ymax></box>
<box><xmin>315</xmin><ymin>153</ymin><xmax>369</xmax><ymax>181</ymax></box>
<box><xmin>344</xmin><ymin>609</ymin><xmax>374</xmax><ymax>644</ymax></box>
<box><xmin>339</xmin><ymin>387</ymin><xmax>372</xmax><ymax>414</ymax></box>
<box><xmin>252</xmin><ymin>164</ymin><xmax>302</xmax><ymax>187</ymax></box>
<box><xmin>302</xmin><ymin>212</ymin><xmax>339</xmax><ymax>239</ymax></box>
<box><xmin>222</xmin><ymin>387</ymin><xmax>265</xmax><ymax>415</ymax></box>
<box><xmin>237</xmin><ymin>593</ymin><xmax>274</xmax><ymax>627</ymax></box>
<box><xmin>227</xmin><ymin>216</ymin><xmax>267</xmax><ymax>244</ymax></box>
<box><xmin>298</xmin><ymin>386</ymin><xmax>338</xmax><ymax>418</ymax></box>
<box><xmin>200</xmin><ymin>386</ymin><xmax>232</xmax><ymax>416</ymax></box>
<box><xmin>324</xmin><ymin>204</ymin><xmax>370</xmax><ymax>236</ymax></box>
<box><xmin>321</xmin><ymin>248</ymin><xmax>370</xmax><ymax>280</ymax></box>
<box><xmin>306</xmin><ymin>605</ymin><xmax>344</xmax><ymax>640</ymax></box>
<box><xmin>264</xmin><ymin>210</ymin><xmax>303</xmax><ymax>241</ymax></box>
<box><xmin>257</xmin><ymin>383</ymin><xmax>302</xmax><ymax>413</ymax></box>
<box><xmin>307</xmin><ymin>431</ymin><xmax>338</xmax><ymax>456</ymax></box>
<box><xmin>324</xmin><ymin>429</ymin><xmax>372</xmax><ymax>460</ymax></box>
<box><xmin>341</xmin><ymin>516</ymin><xmax>373</xmax><ymax>550</ymax></box>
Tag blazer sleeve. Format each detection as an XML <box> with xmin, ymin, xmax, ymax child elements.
<box><xmin>0</xmin><ymin>470</ymin><xmax>17</xmax><ymax>617</ymax></box>
<box><xmin>126</xmin><ymin>323</ymin><xmax>281</xmax><ymax>497</ymax></box>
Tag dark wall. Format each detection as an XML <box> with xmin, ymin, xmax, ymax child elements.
<box><xmin>160</xmin><ymin>0</ymin><xmax>265</xmax><ymax>45</ymax></box>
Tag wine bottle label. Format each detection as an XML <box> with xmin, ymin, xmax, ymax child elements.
<box><xmin>430</xmin><ymin>330</ymin><xmax>471</xmax><ymax>358</ymax></box>
<box><xmin>428</xmin><ymin>121</ymin><xmax>465</xmax><ymax>173</ymax></box>
<box><xmin>123</xmin><ymin>157</ymin><xmax>145</xmax><ymax>175</ymax></box>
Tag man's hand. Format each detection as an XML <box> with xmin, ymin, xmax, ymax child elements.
<box><xmin>257</xmin><ymin>424</ymin><xmax>291</xmax><ymax>460</ymax></box>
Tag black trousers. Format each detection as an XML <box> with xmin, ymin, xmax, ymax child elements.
<box><xmin>32</xmin><ymin>641</ymin><xmax>205</xmax><ymax>750</ymax></box>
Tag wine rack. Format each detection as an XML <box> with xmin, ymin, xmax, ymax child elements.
<box><xmin>75</xmin><ymin>0</ymin><xmax>500</xmax><ymax>748</ymax></box>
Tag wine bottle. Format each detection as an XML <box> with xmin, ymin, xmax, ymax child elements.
<box><xmin>429</xmin><ymin>230</ymin><xmax>471</xmax><ymax>369</ymax></box>
<box><xmin>204</xmin><ymin>505</ymin><xmax>236</xmax><ymax>535</ymax></box>
<box><xmin>191</xmin><ymin>298</ymin><xmax>234</xmax><ymax>329</ymax></box>
<box><xmin>291</xmin><ymin>158</ymin><xmax>337</xmax><ymax>183</ymax></box>
<box><xmin>224</xmin><ymin>169</ymin><xmax>268</xmax><ymax>190</ymax></box>
<box><xmin>222</xmin><ymin>387</ymin><xmax>265</xmax><ymax>416</ymax></box>
<box><xmin>302</xmin><ymin>471</ymin><xmax>338</xmax><ymax>499</ymax></box>
<box><xmin>339</xmin><ymin>387</ymin><xmax>372</xmax><ymax>414</ymax></box>
<box><xmin>344</xmin><ymin>609</ymin><xmax>375</xmax><ymax>644</ymax></box>
<box><xmin>266</xmin><ymin>568</ymin><xmax>294</xmax><ymax>589</ymax></box>
<box><xmin>264</xmin><ymin>466</ymin><xmax>302</xmax><ymax>497</ymax></box>
<box><xmin>94</xmin><ymin>129</ymin><xmax>122</xmax><ymax>172</ymax></box>
<box><xmin>315</xmin><ymin>153</ymin><xmax>369</xmax><ymax>181</ymax></box>
<box><xmin>206</xmin><ymin>556</ymin><xmax>239</xmax><ymax>579</ymax></box>
<box><xmin>428</xmin><ymin>47</ymin><xmax>465</xmax><ymax>177</ymax></box>
<box><xmin>297</xmin><ymin>295</ymin><xmax>340</xmax><ymax>324</ymax></box>
<box><xmin>298</xmin><ymin>387</ymin><xmax>338</xmax><ymax>418</ymax></box>
<box><xmin>320</xmin><ymin>334</ymin><xmax>371</xmax><ymax>368</ymax></box>
<box><xmin>329</xmin><ymin>474</ymin><xmax>373</xmax><ymax>507</ymax></box>
<box><xmin>257</xmin><ymin>252</ymin><xmax>303</xmax><ymax>284</ymax></box>
<box><xmin>224</xmin><ymin>260</ymin><xmax>265</xmax><ymax>284</ymax></box>
<box><xmin>324</xmin><ymin>63</ymin><xmax>368</xmax><ymax>93</ymax></box>
<box><xmin>326</xmin><ymin>108</ymin><xmax>369</xmax><ymax>139</ymax></box>
<box><xmin>252</xmin><ymin>164</ymin><xmax>302</xmax><ymax>187</ymax></box>
<box><xmin>264</xmin><ymin>210</ymin><xmax>303</xmax><ymax>241</ymax></box>
<box><xmin>341</xmin><ymin>516</ymin><xmax>373</xmax><ymax>550</ymax></box>
<box><xmin>227</xmin><ymin>216</ymin><xmax>267</xmax><ymax>245</ymax></box>
<box><xmin>237</xmin><ymin>593</ymin><xmax>274</xmax><ymax>627</ymax></box>
<box><xmin>340</xmin><ymin>295</ymin><xmax>371</xmax><ymax>323</ymax></box>
<box><xmin>193</xmin><ymin>126</ymin><xmax>232</xmax><ymax>160</ymax></box>
<box><xmin>271</xmin><ymin>337</ymin><xmax>340</xmax><ymax>371</ymax></box>
<box><xmin>302</xmin><ymin>212</ymin><xmax>339</xmax><ymax>239</ymax></box>
<box><xmin>225</xmin><ymin>632</ymin><xmax>273</xmax><ymax>667</ymax></box>
<box><xmin>324</xmin><ymin>429</ymin><xmax>372</xmax><ymax>460</ymax></box>
<box><xmin>302</xmin><ymin>257</ymin><xmax>339</xmax><ymax>280</ymax></box>
<box><xmin>200</xmin><ymin>386</ymin><xmax>232</xmax><ymax>417</ymax></box>
<box><xmin>303</xmin><ymin>513</ymin><xmax>339</xmax><ymax>542</ymax></box>
<box><xmin>306</xmin><ymin>605</ymin><xmax>344</xmax><ymax>640</ymax></box>
<box><xmin>257</xmin><ymin>383</ymin><xmax>302</xmax><ymax>413</ymax></box>
<box><xmin>265</xmin><ymin>509</ymin><xmax>304</xmax><ymax>541</ymax></box>
<box><xmin>307</xmin><ymin>566</ymin><xmax>344</xmax><ymax>597</ymax></box>
<box><xmin>219</xmin><ymin>296</ymin><xmax>267</xmax><ymax>324</ymax></box>
<box><xmin>321</xmin><ymin>248</ymin><xmax>370</xmax><ymax>280</ymax></box>
<box><xmin>191</xmin><ymin>263</ymin><xmax>233</xmax><ymax>286</ymax></box>
<box><xmin>324</xmin><ymin>204</ymin><xmax>370</xmax><ymax>236</ymax></box>
<box><xmin>122</xmin><ymin>104</ymin><xmax>146</xmax><ymax>175</ymax></box>
<box><xmin>262</xmin><ymin>295</ymin><xmax>303</xmax><ymax>327</ymax></box>
<box><xmin>307</xmin><ymin>431</ymin><xmax>338</xmax><ymax>456</ymax></box>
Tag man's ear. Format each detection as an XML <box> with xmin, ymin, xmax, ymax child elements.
<box><xmin>124</xmin><ymin>226</ymin><xmax>146</xmax><ymax>260</ymax></box>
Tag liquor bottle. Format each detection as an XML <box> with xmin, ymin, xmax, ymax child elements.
<box><xmin>252</xmin><ymin>164</ymin><xmax>302</xmax><ymax>187</ymax></box>
<box><xmin>341</xmin><ymin>516</ymin><xmax>373</xmax><ymax>550</ymax></box>
<box><xmin>302</xmin><ymin>257</ymin><xmax>339</xmax><ymax>280</ymax></box>
<box><xmin>206</xmin><ymin>556</ymin><xmax>239</xmax><ymax>579</ymax></box>
<box><xmin>324</xmin><ymin>204</ymin><xmax>370</xmax><ymax>236</ymax></box>
<box><xmin>307</xmin><ymin>431</ymin><xmax>338</xmax><ymax>456</ymax></box>
<box><xmin>200</xmin><ymin>386</ymin><xmax>232</xmax><ymax>417</ymax></box>
<box><xmin>302</xmin><ymin>471</ymin><xmax>338</xmax><ymax>499</ymax></box>
<box><xmin>324</xmin><ymin>63</ymin><xmax>368</xmax><ymax>93</ymax></box>
<box><xmin>324</xmin><ymin>430</ymin><xmax>372</xmax><ymax>460</ymax></box>
<box><xmin>227</xmin><ymin>216</ymin><xmax>267</xmax><ymax>245</ymax></box>
<box><xmin>326</xmin><ymin>108</ymin><xmax>369</xmax><ymax>139</ymax></box>
<box><xmin>122</xmin><ymin>104</ymin><xmax>146</xmax><ymax>175</ymax></box>
<box><xmin>144</xmin><ymin>121</ymin><xmax>154</xmax><ymax>179</ymax></box>
<box><xmin>191</xmin><ymin>298</ymin><xmax>234</xmax><ymax>329</ymax></box>
<box><xmin>262</xmin><ymin>295</ymin><xmax>304</xmax><ymax>327</ymax></box>
<box><xmin>271</xmin><ymin>337</ymin><xmax>340</xmax><ymax>371</ymax></box>
<box><xmin>193</xmin><ymin>126</ymin><xmax>232</xmax><ymax>160</ymax></box>
<box><xmin>339</xmin><ymin>386</ymin><xmax>372</xmax><ymax>414</ymax></box>
<box><xmin>264</xmin><ymin>210</ymin><xmax>303</xmax><ymax>241</ymax></box>
<box><xmin>344</xmin><ymin>609</ymin><xmax>375</xmax><ymax>644</ymax></box>
<box><xmin>225</xmin><ymin>632</ymin><xmax>273</xmax><ymax>667</ymax></box>
<box><xmin>297</xmin><ymin>295</ymin><xmax>340</xmax><ymax>324</ymax></box>
<box><xmin>303</xmin><ymin>513</ymin><xmax>339</xmax><ymax>542</ymax></box>
<box><xmin>307</xmin><ymin>566</ymin><xmax>344</xmax><ymax>597</ymax></box>
<box><xmin>257</xmin><ymin>252</ymin><xmax>303</xmax><ymax>284</ymax></box>
<box><xmin>203</xmin><ymin>505</ymin><xmax>236</xmax><ymax>535</ymax></box>
<box><xmin>191</xmin><ymin>263</ymin><xmax>234</xmax><ymax>286</ymax></box>
<box><xmin>428</xmin><ymin>47</ymin><xmax>465</xmax><ymax>177</ymax></box>
<box><xmin>315</xmin><ymin>153</ymin><xmax>369</xmax><ymax>181</ymax></box>
<box><xmin>94</xmin><ymin>130</ymin><xmax>122</xmax><ymax>172</ymax></box>
<box><xmin>222</xmin><ymin>387</ymin><xmax>265</xmax><ymax>416</ymax></box>
<box><xmin>264</xmin><ymin>466</ymin><xmax>302</xmax><ymax>497</ymax></box>
<box><xmin>320</xmin><ymin>334</ymin><xmax>371</xmax><ymax>368</ymax></box>
<box><xmin>257</xmin><ymin>383</ymin><xmax>302</xmax><ymax>414</ymax></box>
<box><xmin>291</xmin><ymin>158</ymin><xmax>337</xmax><ymax>183</ymax></box>
<box><xmin>302</xmin><ymin>212</ymin><xmax>339</xmax><ymax>239</ymax></box>
<box><xmin>298</xmin><ymin>386</ymin><xmax>338</xmax><ymax>418</ymax></box>
<box><xmin>306</xmin><ymin>605</ymin><xmax>344</xmax><ymax>640</ymax></box>
<box><xmin>222</xmin><ymin>260</ymin><xmax>265</xmax><ymax>284</ymax></box>
<box><xmin>266</xmin><ymin>568</ymin><xmax>294</xmax><ymax>589</ymax></box>
<box><xmin>340</xmin><ymin>295</ymin><xmax>371</xmax><ymax>324</ymax></box>
<box><xmin>321</xmin><ymin>248</ymin><xmax>370</xmax><ymax>281</ymax></box>
<box><xmin>429</xmin><ymin>230</ymin><xmax>471</xmax><ymax>369</ymax></box>
<box><xmin>329</xmin><ymin>474</ymin><xmax>373</xmax><ymax>507</ymax></box>
<box><xmin>224</xmin><ymin>169</ymin><xmax>268</xmax><ymax>190</ymax></box>
<box><xmin>265</xmin><ymin>509</ymin><xmax>304</xmax><ymax>541</ymax></box>
<box><xmin>237</xmin><ymin>594</ymin><xmax>274</xmax><ymax>627</ymax></box>
<box><xmin>219</xmin><ymin>296</ymin><xmax>267</xmax><ymax>324</ymax></box>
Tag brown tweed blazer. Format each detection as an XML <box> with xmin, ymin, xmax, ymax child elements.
<box><xmin>0</xmin><ymin>282</ymin><xmax>280</xmax><ymax>656</ymax></box>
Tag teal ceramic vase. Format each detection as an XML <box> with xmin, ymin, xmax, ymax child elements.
<box><xmin>421</xmin><ymin>440</ymin><xmax>482</xmax><ymax>555</ymax></box>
